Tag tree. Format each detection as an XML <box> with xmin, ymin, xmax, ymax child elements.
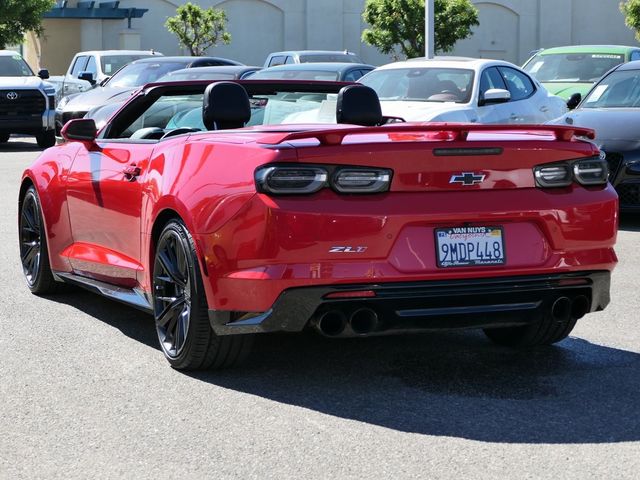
<box><xmin>165</xmin><ymin>2</ymin><xmax>231</xmax><ymax>56</ymax></box>
<box><xmin>362</xmin><ymin>0</ymin><xmax>479</xmax><ymax>59</ymax></box>
<box><xmin>0</xmin><ymin>0</ymin><xmax>55</xmax><ymax>49</ymax></box>
<box><xmin>620</xmin><ymin>0</ymin><xmax>640</xmax><ymax>41</ymax></box>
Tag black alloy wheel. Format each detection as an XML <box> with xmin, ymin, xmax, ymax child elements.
<box><xmin>20</xmin><ymin>189</ymin><xmax>42</xmax><ymax>286</ymax></box>
<box><xmin>153</xmin><ymin>226</ymin><xmax>192</xmax><ymax>359</ymax></box>
<box><xmin>152</xmin><ymin>219</ymin><xmax>253</xmax><ymax>370</ymax></box>
<box><xmin>19</xmin><ymin>186</ymin><xmax>61</xmax><ymax>294</ymax></box>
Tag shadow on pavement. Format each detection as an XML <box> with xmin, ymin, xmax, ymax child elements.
<box><xmin>619</xmin><ymin>215</ymin><xmax>640</xmax><ymax>232</ymax></box>
<box><xmin>51</xmin><ymin>289</ymin><xmax>640</xmax><ymax>444</ymax></box>
<box><xmin>0</xmin><ymin>139</ymin><xmax>44</xmax><ymax>153</ymax></box>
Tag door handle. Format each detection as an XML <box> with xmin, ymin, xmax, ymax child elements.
<box><xmin>123</xmin><ymin>164</ymin><xmax>141</xmax><ymax>180</ymax></box>
<box><xmin>510</xmin><ymin>113</ymin><xmax>519</xmax><ymax>121</ymax></box>
<box><xmin>540</xmin><ymin>106</ymin><xmax>549</xmax><ymax>112</ymax></box>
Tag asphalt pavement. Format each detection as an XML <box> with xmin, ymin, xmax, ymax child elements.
<box><xmin>1</xmin><ymin>138</ymin><xmax>639</xmax><ymax>479</ymax></box>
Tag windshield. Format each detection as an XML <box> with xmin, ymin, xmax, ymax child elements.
<box><xmin>107</xmin><ymin>62</ymin><xmax>189</xmax><ymax>88</ymax></box>
<box><xmin>156</xmin><ymin>71</ymin><xmax>237</xmax><ymax>82</ymax></box>
<box><xmin>582</xmin><ymin>69</ymin><xmax>640</xmax><ymax>108</ymax></box>
<box><xmin>100</xmin><ymin>55</ymin><xmax>155</xmax><ymax>76</ymax></box>
<box><xmin>0</xmin><ymin>55</ymin><xmax>34</xmax><ymax>77</ymax></box>
<box><xmin>524</xmin><ymin>53</ymin><xmax>624</xmax><ymax>83</ymax></box>
<box><xmin>359</xmin><ymin>68</ymin><xmax>474</xmax><ymax>103</ymax></box>
<box><xmin>251</xmin><ymin>70</ymin><xmax>340</xmax><ymax>81</ymax></box>
<box><xmin>111</xmin><ymin>89</ymin><xmax>343</xmax><ymax>139</ymax></box>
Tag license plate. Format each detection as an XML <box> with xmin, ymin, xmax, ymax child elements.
<box><xmin>435</xmin><ymin>226</ymin><xmax>505</xmax><ymax>268</ymax></box>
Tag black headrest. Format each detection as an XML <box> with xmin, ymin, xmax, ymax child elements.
<box><xmin>203</xmin><ymin>81</ymin><xmax>251</xmax><ymax>130</ymax></box>
<box><xmin>336</xmin><ymin>85</ymin><xmax>382</xmax><ymax>126</ymax></box>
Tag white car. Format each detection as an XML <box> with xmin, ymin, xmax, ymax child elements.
<box><xmin>358</xmin><ymin>57</ymin><xmax>567</xmax><ymax>123</ymax></box>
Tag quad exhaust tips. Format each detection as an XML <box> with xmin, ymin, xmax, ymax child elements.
<box><xmin>551</xmin><ymin>295</ymin><xmax>590</xmax><ymax>321</ymax></box>
<box><xmin>313</xmin><ymin>307</ymin><xmax>379</xmax><ymax>336</ymax></box>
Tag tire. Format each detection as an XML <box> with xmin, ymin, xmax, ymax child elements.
<box><xmin>0</xmin><ymin>133</ymin><xmax>9</xmax><ymax>143</ymax></box>
<box><xmin>19</xmin><ymin>186</ymin><xmax>64</xmax><ymax>294</ymax></box>
<box><xmin>483</xmin><ymin>298</ymin><xmax>578</xmax><ymax>348</ymax></box>
<box><xmin>36</xmin><ymin>130</ymin><xmax>56</xmax><ymax>148</ymax></box>
<box><xmin>152</xmin><ymin>219</ymin><xmax>254</xmax><ymax>370</ymax></box>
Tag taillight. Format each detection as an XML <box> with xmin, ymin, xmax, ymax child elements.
<box><xmin>255</xmin><ymin>166</ymin><xmax>327</xmax><ymax>194</ymax></box>
<box><xmin>333</xmin><ymin>168</ymin><xmax>391</xmax><ymax>193</ymax></box>
<box><xmin>573</xmin><ymin>158</ymin><xmax>608</xmax><ymax>185</ymax></box>
<box><xmin>255</xmin><ymin>165</ymin><xmax>393</xmax><ymax>195</ymax></box>
<box><xmin>534</xmin><ymin>156</ymin><xmax>608</xmax><ymax>188</ymax></box>
<box><xmin>534</xmin><ymin>164</ymin><xmax>572</xmax><ymax>187</ymax></box>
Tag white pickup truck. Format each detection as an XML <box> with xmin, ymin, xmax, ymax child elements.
<box><xmin>48</xmin><ymin>49</ymin><xmax>162</xmax><ymax>101</ymax></box>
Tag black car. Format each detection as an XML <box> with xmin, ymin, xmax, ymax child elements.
<box><xmin>553</xmin><ymin>60</ymin><xmax>640</xmax><ymax>211</ymax></box>
<box><xmin>55</xmin><ymin>56</ymin><xmax>242</xmax><ymax>133</ymax></box>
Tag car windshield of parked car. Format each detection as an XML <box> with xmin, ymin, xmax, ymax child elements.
<box><xmin>360</xmin><ymin>68</ymin><xmax>474</xmax><ymax>103</ymax></box>
<box><xmin>299</xmin><ymin>54</ymin><xmax>360</xmax><ymax>63</ymax></box>
<box><xmin>101</xmin><ymin>55</ymin><xmax>153</xmax><ymax>76</ymax></box>
<box><xmin>250</xmin><ymin>70</ymin><xmax>339</xmax><ymax>81</ymax></box>
<box><xmin>581</xmin><ymin>69</ymin><xmax>640</xmax><ymax>108</ymax></box>
<box><xmin>156</xmin><ymin>71</ymin><xmax>237</xmax><ymax>82</ymax></box>
<box><xmin>109</xmin><ymin>89</ymin><xmax>342</xmax><ymax>138</ymax></box>
<box><xmin>106</xmin><ymin>62</ymin><xmax>189</xmax><ymax>88</ymax></box>
<box><xmin>524</xmin><ymin>53</ymin><xmax>624</xmax><ymax>83</ymax></box>
<box><xmin>0</xmin><ymin>55</ymin><xmax>34</xmax><ymax>77</ymax></box>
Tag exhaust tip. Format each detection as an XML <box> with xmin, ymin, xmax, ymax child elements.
<box><xmin>315</xmin><ymin>310</ymin><xmax>347</xmax><ymax>336</ymax></box>
<box><xmin>349</xmin><ymin>308</ymin><xmax>378</xmax><ymax>335</ymax></box>
<box><xmin>571</xmin><ymin>295</ymin><xmax>590</xmax><ymax>319</ymax></box>
<box><xmin>551</xmin><ymin>297</ymin><xmax>572</xmax><ymax>322</ymax></box>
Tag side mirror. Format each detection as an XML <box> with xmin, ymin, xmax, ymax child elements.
<box><xmin>37</xmin><ymin>69</ymin><xmax>50</xmax><ymax>80</ymax></box>
<box><xmin>567</xmin><ymin>92</ymin><xmax>582</xmax><ymax>110</ymax></box>
<box><xmin>479</xmin><ymin>88</ymin><xmax>511</xmax><ymax>106</ymax></box>
<box><xmin>78</xmin><ymin>71</ymin><xmax>96</xmax><ymax>85</ymax></box>
<box><xmin>61</xmin><ymin>118</ymin><xmax>97</xmax><ymax>142</ymax></box>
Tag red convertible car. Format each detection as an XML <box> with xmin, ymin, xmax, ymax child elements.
<box><xmin>19</xmin><ymin>80</ymin><xmax>618</xmax><ymax>370</ymax></box>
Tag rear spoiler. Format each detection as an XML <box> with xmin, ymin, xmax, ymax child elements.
<box><xmin>257</xmin><ymin>124</ymin><xmax>596</xmax><ymax>146</ymax></box>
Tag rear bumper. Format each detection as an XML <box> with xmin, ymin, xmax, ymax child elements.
<box><xmin>208</xmin><ymin>271</ymin><xmax>611</xmax><ymax>336</ymax></box>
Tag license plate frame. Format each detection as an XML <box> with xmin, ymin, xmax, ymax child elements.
<box><xmin>435</xmin><ymin>226</ymin><xmax>506</xmax><ymax>268</ymax></box>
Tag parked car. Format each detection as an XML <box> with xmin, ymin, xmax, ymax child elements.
<box><xmin>522</xmin><ymin>45</ymin><xmax>640</xmax><ymax>102</ymax></box>
<box><xmin>550</xmin><ymin>60</ymin><xmax>640</xmax><ymax>211</ymax></box>
<box><xmin>0</xmin><ymin>50</ymin><xmax>56</xmax><ymax>147</ymax></box>
<box><xmin>264</xmin><ymin>50</ymin><xmax>362</xmax><ymax>67</ymax></box>
<box><xmin>55</xmin><ymin>56</ymin><xmax>242</xmax><ymax>133</ymax></box>
<box><xmin>48</xmin><ymin>49</ymin><xmax>163</xmax><ymax>101</ymax></box>
<box><xmin>248</xmin><ymin>62</ymin><xmax>374</xmax><ymax>81</ymax></box>
<box><xmin>358</xmin><ymin>57</ymin><xmax>567</xmax><ymax>123</ymax></box>
<box><xmin>156</xmin><ymin>65</ymin><xmax>261</xmax><ymax>82</ymax></box>
<box><xmin>19</xmin><ymin>80</ymin><xmax>617</xmax><ymax>369</ymax></box>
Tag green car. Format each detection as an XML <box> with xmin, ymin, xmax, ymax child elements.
<box><xmin>522</xmin><ymin>45</ymin><xmax>640</xmax><ymax>102</ymax></box>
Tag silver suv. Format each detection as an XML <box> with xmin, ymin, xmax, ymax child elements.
<box><xmin>0</xmin><ymin>50</ymin><xmax>56</xmax><ymax>148</ymax></box>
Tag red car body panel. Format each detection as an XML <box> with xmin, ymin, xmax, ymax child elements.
<box><xmin>22</xmin><ymin>113</ymin><xmax>618</xmax><ymax>335</ymax></box>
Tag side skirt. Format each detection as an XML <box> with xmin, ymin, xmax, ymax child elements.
<box><xmin>54</xmin><ymin>271</ymin><xmax>153</xmax><ymax>313</ymax></box>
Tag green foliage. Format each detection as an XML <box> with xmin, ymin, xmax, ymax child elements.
<box><xmin>620</xmin><ymin>0</ymin><xmax>640</xmax><ymax>41</ymax></box>
<box><xmin>165</xmin><ymin>2</ymin><xmax>231</xmax><ymax>56</ymax></box>
<box><xmin>0</xmin><ymin>0</ymin><xmax>55</xmax><ymax>49</ymax></box>
<box><xmin>362</xmin><ymin>0</ymin><xmax>479</xmax><ymax>59</ymax></box>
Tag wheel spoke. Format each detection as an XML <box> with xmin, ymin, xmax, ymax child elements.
<box><xmin>157</xmin><ymin>247</ymin><xmax>186</xmax><ymax>288</ymax></box>
<box><xmin>156</xmin><ymin>297</ymin><xmax>185</xmax><ymax>329</ymax></box>
<box><xmin>22</xmin><ymin>243</ymin><xmax>38</xmax><ymax>264</ymax></box>
<box><xmin>22</xmin><ymin>203</ymin><xmax>39</xmax><ymax>233</ymax></box>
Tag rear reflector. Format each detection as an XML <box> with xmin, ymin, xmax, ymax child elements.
<box><xmin>324</xmin><ymin>290</ymin><xmax>377</xmax><ymax>299</ymax></box>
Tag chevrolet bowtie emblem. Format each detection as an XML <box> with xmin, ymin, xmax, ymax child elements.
<box><xmin>449</xmin><ymin>172</ymin><xmax>485</xmax><ymax>185</ymax></box>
